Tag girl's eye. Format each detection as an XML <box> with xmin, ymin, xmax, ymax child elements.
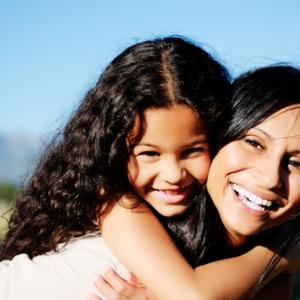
<box><xmin>182</xmin><ymin>147</ymin><xmax>206</xmax><ymax>157</ymax></box>
<box><xmin>138</xmin><ymin>151</ymin><xmax>159</xmax><ymax>157</ymax></box>
<box><xmin>244</xmin><ymin>138</ymin><xmax>264</xmax><ymax>150</ymax></box>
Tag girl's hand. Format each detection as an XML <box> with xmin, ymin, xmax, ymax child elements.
<box><xmin>88</xmin><ymin>268</ymin><xmax>152</xmax><ymax>300</ymax></box>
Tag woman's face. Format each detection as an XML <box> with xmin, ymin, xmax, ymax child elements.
<box><xmin>207</xmin><ymin>104</ymin><xmax>300</xmax><ymax>247</ymax></box>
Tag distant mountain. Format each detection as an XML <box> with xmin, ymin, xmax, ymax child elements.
<box><xmin>0</xmin><ymin>133</ymin><xmax>44</xmax><ymax>184</ymax></box>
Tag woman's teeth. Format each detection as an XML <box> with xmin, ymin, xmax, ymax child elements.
<box><xmin>232</xmin><ymin>184</ymin><xmax>273</xmax><ymax>211</ymax></box>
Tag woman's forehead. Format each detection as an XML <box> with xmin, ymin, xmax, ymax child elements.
<box><xmin>255</xmin><ymin>104</ymin><xmax>300</xmax><ymax>140</ymax></box>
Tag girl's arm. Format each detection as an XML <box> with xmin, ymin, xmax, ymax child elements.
<box><xmin>89</xmin><ymin>273</ymin><xmax>293</xmax><ymax>300</ymax></box>
<box><xmin>101</xmin><ymin>202</ymin><xmax>287</xmax><ymax>300</ymax></box>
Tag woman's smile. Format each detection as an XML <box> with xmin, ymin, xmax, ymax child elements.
<box><xmin>232</xmin><ymin>183</ymin><xmax>275</xmax><ymax>212</ymax></box>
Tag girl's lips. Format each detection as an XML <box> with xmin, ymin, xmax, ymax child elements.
<box><xmin>151</xmin><ymin>188</ymin><xmax>189</xmax><ymax>204</ymax></box>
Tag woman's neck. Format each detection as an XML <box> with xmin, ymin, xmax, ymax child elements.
<box><xmin>225</xmin><ymin>230</ymin><xmax>247</xmax><ymax>249</ymax></box>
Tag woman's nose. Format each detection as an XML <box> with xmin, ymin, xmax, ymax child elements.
<box><xmin>253</xmin><ymin>156</ymin><xmax>283</xmax><ymax>190</ymax></box>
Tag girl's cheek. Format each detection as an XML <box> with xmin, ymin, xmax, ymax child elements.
<box><xmin>127</xmin><ymin>157</ymin><xmax>140</xmax><ymax>182</ymax></box>
<box><xmin>194</xmin><ymin>157</ymin><xmax>211</xmax><ymax>183</ymax></box>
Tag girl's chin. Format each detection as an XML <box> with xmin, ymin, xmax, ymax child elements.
<box><xmin>159</xmin><ymin>205</ymin><xmax>190</xmax><ymax>218</ymax></box>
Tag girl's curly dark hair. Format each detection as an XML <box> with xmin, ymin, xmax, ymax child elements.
<box><xmin>0</xmin><ymin>36</ymin><xmax>230</xmax><ymax>259</ymax></box>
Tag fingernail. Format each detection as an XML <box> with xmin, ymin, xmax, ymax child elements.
<box><xmin>104</xmin><ymin>267</ymin><xmax>113</xmax><ymax>276</ymax></box>
<box><xmin>92</xmin><ymin>273</ymin><xmax>100</xmax><ymax>282</ymax></box>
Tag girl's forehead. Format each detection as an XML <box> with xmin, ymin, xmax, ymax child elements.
<box><xmin>128</xmin><ymin>105</ymin><xmax>208</xmax><ymax>145</ymax></box>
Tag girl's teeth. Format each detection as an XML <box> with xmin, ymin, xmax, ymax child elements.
<box><xmin>158</xmin><ymin>187</ymin><xmax>187</xmax><ymax>195</ymax></box>
<box><xmin>159</xmin><ymin>189</ymin><xmax>181</xmax><ymax>195</ymax></box>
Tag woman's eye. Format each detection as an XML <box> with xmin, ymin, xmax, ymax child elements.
<box><xmin>288</xmin><ymin>159</ymin><xmax>300</xmax><ymax>170</ymax></box>
<box><xmin>244</xmin><ymin>138</ymin><xmax>263</xmax><ymax>150</ymax></box>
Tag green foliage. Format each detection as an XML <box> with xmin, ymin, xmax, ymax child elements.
<box><xmin>0</xmin><ymin>181</ymin><xmax>18</xmax><ymax>239</ymax></box>
<box><xmin>0</xmin><ymin>181</ymin><xmax>19</xmax><ymax>203</ymax></box>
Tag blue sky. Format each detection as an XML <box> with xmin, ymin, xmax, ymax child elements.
<box><xmin>1</xmin><ymin>0</ymin><xmax>300</xmax><ymax>137</ymax></box>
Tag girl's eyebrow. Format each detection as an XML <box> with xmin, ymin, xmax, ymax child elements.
<box><xmin>134</xmin><ymin>143</ymin><xmax>158</xmax><ymax>148</ymax></box>
<box><xmin>187</xmin><ymin>139</ymin><xmax>209</xmax><ymax>146</ymax></box>
<box><xmin>136</xmin><ymin>139</ymin><xmax>209</xmax><ymax>148</ymax></box>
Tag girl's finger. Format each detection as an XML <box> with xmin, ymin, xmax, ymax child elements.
<box><xmin>94</xmin><ymin>274</ymin><xmax>127</xmax><ymax>300</ymax></box>
<box><xmin>87</xmin><ymin>293</ymin><xmax>102</xmax><ymax>300</ymax></box>
<box><xmin>103</xmin><ymin>268</ymin><xmax>138</xmax><ymax>298</ymax></box>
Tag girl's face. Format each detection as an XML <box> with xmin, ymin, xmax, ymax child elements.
<box><xmin>207</xmin><ymin>104</ymin><xmax>300</xmax><ymax>247</ymax></box>
<box><xmin>127</xmin><ymin>104</ymin><xmax>210</xmax><ymax>217</ymax></box>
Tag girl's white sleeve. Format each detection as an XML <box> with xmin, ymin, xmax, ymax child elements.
<box><xmin>0</xmin><ymin>233</ymin><xmax>129</xmax><ymax>300</ymax></box>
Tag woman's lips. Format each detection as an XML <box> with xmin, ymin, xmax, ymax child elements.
<box><xmin>230</xmin><ymin>183</ymin><xmax>278</xmax><ymax>215</ymax></box>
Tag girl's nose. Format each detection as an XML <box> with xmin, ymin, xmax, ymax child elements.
<box><xmin>160</xmin><ymin>159</ymin><xmax>186</xmax><ymax>184</ymax></box>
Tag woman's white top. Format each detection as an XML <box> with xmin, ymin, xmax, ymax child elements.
<box><xmin>0</xmin><ymin>233</ymin><xmax>129</xmax><ymax>300</ymax></box>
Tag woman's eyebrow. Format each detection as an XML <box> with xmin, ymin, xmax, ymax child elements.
<box><xmin>253</xmin><ymin>128</ymin><xmax>273</xmax><ymax>140</ymax></box>
<box><xmin>254</xmin><ymin>128</ymin><xmax>300</xmax><ymax>140</ymax></box>
<box><xmin>290</xmin><ymin>150</ymin><xmax>300</xmax><ymax>156</ymax></box>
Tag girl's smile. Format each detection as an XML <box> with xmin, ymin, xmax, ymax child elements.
<box><xmin>207</xmin><ymin>104</ymin><xmax>300</xmax><ymax>247</ymax></box>
<box><xmin>150</xmin><ymin>184</ymin><xmax>196</xmax><ymax>204</ymax></box>
<box><xmin>127</xmin><ymin>104</ymin><xmax>211</xmax><ymax>217</ymax></box>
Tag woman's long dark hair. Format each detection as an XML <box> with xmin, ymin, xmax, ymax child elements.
<box><xmin>0</xmin><ymin>36</ymin><xmax>231</xmax><ymax>259</ymax></box>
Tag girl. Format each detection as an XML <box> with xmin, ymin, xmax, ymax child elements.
<box><xmin>94</xmin><ymin>65</ymin><xmax>300</xmax><ymax>300</ymax></box>
<box><xmin>0</xmin><ymin>37</ymin><xmax>295</xmax><ymax>300</ymax></box>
